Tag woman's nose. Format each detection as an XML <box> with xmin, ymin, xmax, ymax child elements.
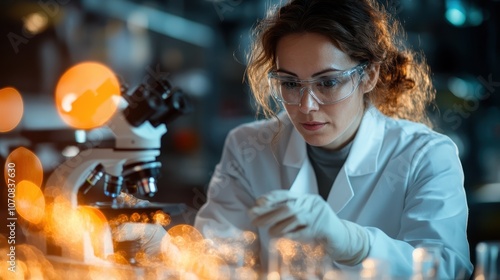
<box><xmin>298</xmin><ymin>87</ymin><xmax>320</xmax><ymax>113</ymax></box>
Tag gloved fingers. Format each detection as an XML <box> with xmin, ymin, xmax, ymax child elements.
<box><xmin>249</xmin><ymin>203</ymin><xmax>298</xmax><ymax>227</ymax></box>
<box><xmin>268</xmin><ymin>215</ymin><xmax>306</xmax><ymax>236</ymax></box>
<box><xmin>255</xmin><ymin>190</ymin><xmax>298</xmax><ymax>207</ymax></box>
<box><xmin>161</xmin><ymin>234</ymin><xmax>182</xmax><ymax>264</ymax></box>
<box><xmin>112</xmin><ymin>222</ymin><xmax>149</xmax><ymax>242</ymax></box>
<box><xmin>142</xmin><ymin>223</ymin><xmax>165</xmax><ymax>245</ymax></box>
<box><xmin>248</xmin><ymin>198</ymin><xmax>295</xmax><ymax>219</ymax></box>
<box><xmin>250</xmin><ymin>193</ymin><xmax>299</xmax><ymax>219</ymax></box>
<box><xmin>281</xmin><ymin>231</ymin><xmax>320</xmax><ymax>245</ymax></box>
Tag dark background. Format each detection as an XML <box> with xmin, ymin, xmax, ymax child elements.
<box><xmin>1</xmin><ymin>0</ymin><xmax>499</xmax><ymax>273</ymax></box>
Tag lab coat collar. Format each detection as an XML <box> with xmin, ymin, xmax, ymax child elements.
<box><xmin>345</xmin><ymin>105</ymin><xmax>384</xmax><ymax>176</ymax></box>
<box><xmin>282</xmin><ymin>121</ymin><xmax>307</xmax><ymax>169</ymax></box>
<box><xmin>281</xmin><ymin>105</ymin><xmax>385</xmax><ymax>212</ymax></box>
<box><xmin>282</xmin><ymin>105</ymin><xmax>385</xmax><ymax>175</ymax></box>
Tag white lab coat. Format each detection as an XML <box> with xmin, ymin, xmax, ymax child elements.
<box><xmin>194</xmin><ymin>106</ymin><xmax>473</xmax><ymax>279</ymax></box>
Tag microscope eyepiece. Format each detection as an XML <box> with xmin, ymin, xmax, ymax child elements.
<box><xmin>123</xmin><ymin>77</ymin><xmax>192</xmax><ymax>128</ymax></box>
<box><xmin>149</xmin><ymin>89</ymin><xmax>193</xmax><ymax>127</ymax></box>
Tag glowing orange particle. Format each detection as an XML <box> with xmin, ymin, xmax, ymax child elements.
<box><xmin>189</xmin><ymin>253</ymin><xmax>230</xmax><ymax>280</ymax></box>
<box><xmin>16</xmin><ymin>180</ymin><xmax>45</xmax><ymax>224</ymax></box>
<box><xmin>4</xmin><ymin>147</ymin><xmax>43</xmax><ymax>188</ymax></box>
<box><xmin>55</xmin><ymin>62</ymin><xmax>120</xmax><ymax>129</ymax></box>
<box><xmin>78</xmin><ymin>205</ymin><xmax>111</xmax><ymax>259</ymax></box>
<box><xmin>0</xmin><ymin>87</ymin><xmax>23</xmax><ymax>132</ymax></box>
<box><xmin>167</xmin><ymin>224</ymin><xmax>204</xmax><ymax>250</ymax></box>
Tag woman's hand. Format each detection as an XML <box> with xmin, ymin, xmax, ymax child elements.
<box><xmin>112</xmin><ymin>223</ymin><xmax>171</xmax><ymax>258</ymax></box>
<box><xmin>248</xmin><ymin>190</ymin><xmax>370</xmax><ymax>265</ymax></box>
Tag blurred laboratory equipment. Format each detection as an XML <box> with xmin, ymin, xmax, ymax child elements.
<box><xmin>412</xmin><ymin>243</ymin><xmax>442</xmax><ymax>280</ymax></box>
<box><xmin>266</xmin><ymin>237</ymin><xmax>395</xmax><ymax>280</ymax></box>
<box><xmin>45</xmin><ymin>73</ymin><xmax>192</xmax><ymax>205</ymax></box>
<box><xmin>358</xmin><ymin>258</ymin><xmax>391</xmax><ymax>280</ymax></box>
<box><xmin>267</xmin><ymin>237</ymin><xmax>336</xmax><ymax>280</ymax></box>
<box><xmin>474</xmin><ymin>242</ymin><xmax>500</xmax><ymax>280</ymax></box>
<box><xmin>23</xmin><ymin>71</ymin><xmax>192</xmax><ymax>264</ymax></box>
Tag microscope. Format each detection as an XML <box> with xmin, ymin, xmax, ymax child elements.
<box><xmin>28</xmin><ymin>75</ymin><xmax>192</xmax><ymax>264</ymax></box>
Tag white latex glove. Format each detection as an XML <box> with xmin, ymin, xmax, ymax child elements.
<box><xmin>248</xmin><ymin>190</ymin><xmax>370</xmax><ymax>265</ymax></box>
<box><xmin>113</xmin><ymin>223</ymin><xmax>166</xmax><ymax>257</ymax></box>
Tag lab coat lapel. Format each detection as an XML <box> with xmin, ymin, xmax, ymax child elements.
<box><xmin>326</xmin><ymin>106</ymin><xmax>385</xmax><ymax>212</ymax></box>
<box><xmin>283</xmin><ymin>127</ymin><xmax>352</xmax><ymax>211</ymax></box>
<box><xmin>344</xmin><ymin>105</ymin><xmax>384</xmax><ymax>176</ymax></box>
<box><xmin>281</xmin><ymin>106</ymin><xmax>384</xmax><ymax>211</ymax></box>
<box><xmin>282</xmin><ymin>126</ymin><xmax>318</xmax><ymax>195</ymax></box>
<box><xmin>289</xmin><ymin>160</ymin><xmax>318</xmax><ymax>195</ymax></box>
<box><xmin>327</xmin><ymin>167</ymin><xmax>353</xmax><ymax>213</ymax></box>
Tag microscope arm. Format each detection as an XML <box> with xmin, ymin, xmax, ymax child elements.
<box><xmin>45</xmin><ymin>100</ymin><xmax>166</xmax><ymax>207</ymax></box>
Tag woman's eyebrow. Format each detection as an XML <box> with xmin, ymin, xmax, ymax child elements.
<box><xmin>275</xmin><ymin>67</ymin><xmax>342</xmax><ymax>78</ymax></box>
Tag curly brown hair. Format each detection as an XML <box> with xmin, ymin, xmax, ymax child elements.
<box><xmin>246</xmin><ymin>0</ymin><xmax>435</xmax><ymax>127</ymax></box>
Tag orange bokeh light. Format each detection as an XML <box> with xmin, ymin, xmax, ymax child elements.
<box><xmin>4</xmin><ymin>147</ymin><xmax>43</xmax><ymax>188</ymax></box>
<box><xmin>0</xmin><ymin>87</ymin><xmax>24</xmax><ymax>132</ymax></box>
<box><xmin>55</xmin><ymin>62</ymin><xmax>121</xmax><ymax>129</ymax></box>
<box><xmin>167</xmin><ymin>224</ymin><xmax>204</xmax><ymax>252</ymax></box>
<box><xmin>78</xmin><ymin>205</ymin><xmax>111</xmax><ymax>259</ymax></box>
<box><xmin>44</xmin><ymin>198</ymin><xmax>109</xmax><ymax>241</ymax></box>
<box><xmin>189</xmin><ymin>253</ymin><xmax>230</xmax><ymax>279</ymax></box>
<box><xmin>44</xmin><ymin>196</ymin><xmax>86</xmax><ymax>242</ymax></box>
<box><xmin>16</xmin><ymin>180</ymin><xmax>45</xmax><ymax>224</ymax></box>
<box><xmin>43</xmin><ymin>196</ymin><xmax>113</xmax><ymax>260</ymax></box>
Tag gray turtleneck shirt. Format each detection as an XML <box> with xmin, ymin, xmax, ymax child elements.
<box><xmin>306</xmin><ymin>141</ymin><xmax>353</xmax><ymax>200</ymax></box>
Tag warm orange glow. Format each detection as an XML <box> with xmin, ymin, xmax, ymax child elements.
<box><xmin>23</xmin><ymin>12</ymin><xmax>48</xmax><ymax>35</ymax></box>
<box><xmin>5</xmin><ymin>179</ymin><xmax>264</xmax><ymax>278</ymax></box>
<box><xmin>19</xmin><ymin>244</ymin><xmax>58</xmax><ymax>279</ymax></box>
<box><xmin>106</xmin><ymin>252</ymin><xmax>129</xmax><ymax>265</ymax></box>
<box><xmin>0</xmin><ymin>244</ymin><xmax>58</xmax><ymax>280</ymax></box>
<box><xmin>55</xmin><ymin>62</ymin><xmax>121</xmax><ymax>129</ymax></box>
<box><xmin>4</xmin><ymin>147</ymin><xmax>43</xmax><ymax>187</ymax></box>
<box><xmin>275</xmin><ymin>238</ymin><xmax>300</xmax><ymax>260</ymax></box>
<box><xmin>270</xmin><ymin>238</ymin><xmax>329</xmax><ymax>279</ymax></box>
<box><xmin>162</xmin><ymin>225</ymin><xmax>233</xmax><ymax>278</ymax></box>
<box><xmin>267</xmin><ymin>271</ymin><xmax>281</xmax><ymax>280</ymax></box>
<box><xmin>152</xmin><ymin>210</ymin><xmax>171</xmax><ymax>226</ymax></box>
<box><xmin>16</xmin><ymin>180</ymin><xmax>45</xmax><ymax>224</ymax></box>
<box><xmin>88</xmin><ymin>265</ymin><xmax>130</xmax><ymax>280</ymax></box>
<box><xmin>79</xmin><ymin>205</ymin><xmax>109</xmax><ymax>233</ymax></box>
<box><xmin>234</xmin><ymin>266</ymin><xmax>259</xmax><ymax>280</ymax></box>
<box><xmin>189</xmin><ymin>253</ymin><xmax>230</xmax><ymax>280</ymax></box>
<box><xmin>208</xmin><ymin>231</ymin><xmax>258</xmax><ymax>267</ymax></box>
<box><xmin>43</xmin><ymin>195</ymin><xmax>114</xmax><ymax>260</ymax></box>
<box><xmin>167</xmin><ymin>224</ymin><xmax>204</xmax><ymax>250</ymax></box>
<box><xmin>160</xmin><ymin>232</ymin><xmax>182</xmax><ymax>266</ymax></box>
<box><xmin>0</xmin><ymin>87</ymin><xmax>23</xmax><ymax>132</ymax></box>
<box><xmin>78</xmin><ymin>205</ymin><xmax>111</xmax><ymax>259</ymax></box>
<box><xmin>44</xmin><ymin>196</ymin><xmax>86</xmax><ymax>244</ymax></box>
<box><xmin>8</xmin><ymin>260</ymin><xmax>27</xmax><ymax>280</ymax></box>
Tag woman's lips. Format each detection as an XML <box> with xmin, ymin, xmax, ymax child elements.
<box><xmin>301</xmin><ymin>122</ymin><xmax>326</xmax><ymax>131</ymax></box>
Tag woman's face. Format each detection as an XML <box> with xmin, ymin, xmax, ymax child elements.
<box><xmin>275</xmin><ymin>32</ymin><xmax>369</xmax><ymax>150</ymax></box>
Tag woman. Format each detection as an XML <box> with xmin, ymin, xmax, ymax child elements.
<box><xmin>194</xmin><ymin>0</ymin><xmax>473</xmax><ymax>278</ymax></box>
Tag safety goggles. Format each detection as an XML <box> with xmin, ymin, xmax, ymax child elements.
<box><xmin>268</xmin><ymin>62</ymin><xmax>368</xmax><ymax>105</ymax></box>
